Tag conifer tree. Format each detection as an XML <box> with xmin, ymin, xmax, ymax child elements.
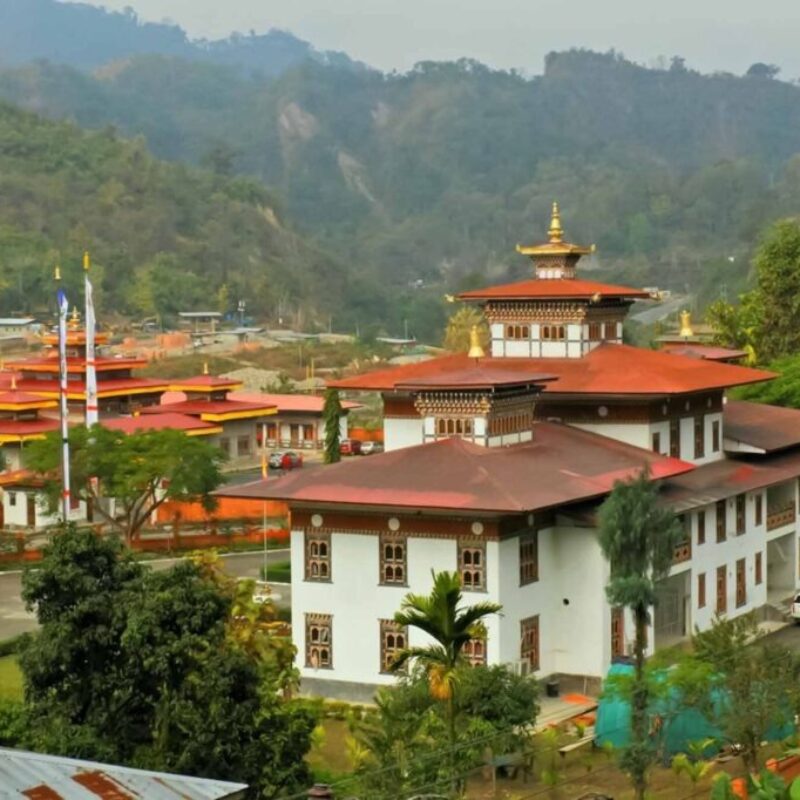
<box><xmin>597</xmin><ymin>470</ymin><xmax>683</xmax><ymax>800</ymax></box>
<box><xmin>323</xmin><ymin>388</ymin><xmax>343</xmax><ymax>464</ymax></box>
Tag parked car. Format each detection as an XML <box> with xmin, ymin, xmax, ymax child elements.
<box><xmin>339</xmin><ymin>438</ymin><xmax>362</xmax><ymax>456</ymax></box>
<box><xmin>268</xmin><ymin>450</ymin><xmax>303</xmax><ymax>470</ymax></box>
<box><xmin>360</xmin><ymin>441</ymin><xmax>384</xmax><ymax>455</ymax></box>
<box><xmin>792</xmin><ymin>592</ymin><xmax>800</xmax><ymax>622</ymax></box>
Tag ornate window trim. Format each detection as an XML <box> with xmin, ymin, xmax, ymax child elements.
<box><xmin>305</xmin><ymin>531</ymin><xmax>332</xmax><ymax>582</ymax></box>
<box><xmin>305</xmin><ymin>613</ymin><xmax>332</xmax><ymax>669</ymax></box>
<box><xmin>520</xmin><ymin>615</ymin><xmax>540</xmax><ymax>670</ymax></box>
<box><xmin>379</xmin><ymin>535</ymin><xmax>407</xmax><ymax>586</ymax></box>
<box><xmin>519</xmin><ymin>531</ymin><xmax>539</xmax><ymax>586</ymax></box>
<box><xmin>458</xmin><ymin>539</ymin><xmax>486</xmax><ymax>592</ymax></box>
<box><xmin>379</xmin><ymin>619</ymin><xmax>408</xmax><ymax>673</ymax></box>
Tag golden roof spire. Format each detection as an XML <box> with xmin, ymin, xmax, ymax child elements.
<box><xmin>54</xmin><ymin>265</ymin><xmax>61</xmax><ymax>282</ymax></box>
<box><xmin>202</xmin><ymin>361</ymin><xmax>209</xmax><ymax>376</ymax></box>
<box><xmin>10</xmin><ymin>374</ymin><xmax>16</xmax><ymax>391</ymax></box>
<box><xmin>83</xmin><ymin>251</ymin><xmax>90</xmax><ymax>272</ymax></box>
<box><xmin>679</xmin><ymin>309</ymin><xmax>694</xmax><ymax>339</ymax></box>
<box><xmin>69</xmin><ymin>306</ymin><xmax>80</xmax><ymax>330</ymax></box>
<box><xmin>467</xmin><ymin>325</ymin><xmax>485</xmax><ymax>359</ymax></box>
<box><xmin>548</xmin><ymin>201</ymin><xmax>563</xmax><ymax>244</ymax></box>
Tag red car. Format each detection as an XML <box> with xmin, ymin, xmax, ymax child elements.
<box><xmin>339</xmin><ymin>438</ymin><xmax>362</xmax><ymax>456</ymax></box>
<box><xmin>269</xmin><ymin>450</ymin><xmax>303</xmax><ymax>470</ymax></box>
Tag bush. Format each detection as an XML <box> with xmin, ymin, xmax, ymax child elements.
<box><xmin>0</xmin><ymin>632</ymin><xmax>33</xmax><ymax>658</ymax></box>
<box><xmin>261</xmin><ymin>560</ymin><xmax>291</xmax><ymax>583</ymax></box>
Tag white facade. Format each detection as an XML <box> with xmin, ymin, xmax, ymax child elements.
<box><xmin>1</xmin><ymin>487</ymin><xmax>87</xmax><ymax>529</ymax></box>
<box><xmin>383</xmin><ymin>417</ymin><xmax>423</xmax><ymax>451</ymax></box>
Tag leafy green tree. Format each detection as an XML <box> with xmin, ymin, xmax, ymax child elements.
<box><xmin>679</xmin><ymin>615</ymin><xmax>795</xmax><ymax>776</ymax></box>
<box><xmin>597</xmin><ymin>471</ymin><xmax>684</xmax><ymax>800</ymax></box>
<box><xmin>323</xmin><ymin>387</ymin><xmax>343</xmax><ymax>464</ymax></box>
<box><xmin>26</xmin><ymin>425</ymin><xmax>225</xmax><ymax>542</ymax></box>
<box><xmin>391</xmin><ymin>570</ymin><xmax>501</xmax><ymax>792</ymax></box>
<box><xmin>19</xmin><ymin>528</ymin><xmax>315</xmax><ymax>797</ymax></box>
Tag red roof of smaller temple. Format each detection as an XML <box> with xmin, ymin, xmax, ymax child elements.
<box><xmin>12</xmin><ymin>377</ymin><xmax>169</xmax><ymax>398</ymax></box>
<box><xmin>5</xmin><ymin>356</ymin><xmax>148</xmax><ymax>373</ymax></box>
<box><xmin>219</xmin><ymin>422</ymin><xmax>693</xmax><ymax>514</ymax></box>
<box><xmin>330</xmin><ymin>345</ymin><xmax>774</xmax><ymax>396</ymax></box>
<box><xmin>723</xmin><ymin>401</ymin><xmax>800</xmax><ymax>454</ymax></box>
<box><xmin>103</xmin><ymin>413</ymin><xmax>221</xmax><ymax>435</ymax></box>
<box><xmin>0</xmin><ymin>469</ymin><xmax>46</xmax><ymax>488</ymax></box>
<box><xmin>230</xmin><ymin>392</ymin><xmax>361</xmax><ymax>412</ymax></box>
<box><xmin>396</xmin><ymin>364</ymin><xmax>555</xmax><ymax>392</ymax></box>
<box><xmin>140</xmin><ymin>399</ymin><xmax>276</xmax><ymax>419</ymax></box>
<box><xmin>168</xmin><ymin>375</ymin><xmax>243</xmax><ymax>392</ymax></box>
<box><xmin>0</xmin><ymin>419</ymin><xmax>60</xmax><ymax>438</ymax></box>
<box><xmin>0</xmin><ymin>390</ymin><xmax>58</xmax><ymax>408</ymax></box>
<box><xmin>458</xmin><ymin>278</ymin><xmax>651</xmax><ymax>301</ymax></box>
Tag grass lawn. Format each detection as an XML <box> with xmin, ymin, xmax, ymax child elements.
<box><xmin>261</xmin><ymin>560</ymin><xmax>291</xmax><ymax>583</ymax></box>
<box><xmin>0</xmin><ymin>656</ymin><xmax>23</xmax><ymax>702</ymax></box>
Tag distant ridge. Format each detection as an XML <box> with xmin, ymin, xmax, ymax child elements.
<box><xmin>0</xmin><ymin>0</ymin><xmax>364</xmax><ymax>75</ymax></box>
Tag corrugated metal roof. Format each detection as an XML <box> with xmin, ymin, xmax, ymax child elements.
<box><xmin>0</xmin><ymin>748</ymin><xmax>248</xmax><ymax>799</ymax></box>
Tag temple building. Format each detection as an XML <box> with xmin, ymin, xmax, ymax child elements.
<box><xmin>221</xmin><ymin>204</ymin><xmax>800</xmax><ymax>701</ymax></box>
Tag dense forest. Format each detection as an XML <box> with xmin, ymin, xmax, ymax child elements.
<box><xmin>4</xmin><ymin>2</ymin><xmax>800</xmax><ymax>337</ymax></box>
<box><xmin>0</xmin><ymin>101</ymin><xmax>361</xmax><ymax>328</ymax></box>
<box><xmin>0</xmin><ymin>0</ymin><xmax>359</xmax><ymax>74</ymax></box>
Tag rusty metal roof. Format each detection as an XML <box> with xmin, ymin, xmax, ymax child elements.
<box><xmin>0</xmin><ymin>748</ymin><xmax>248</xmax><ymax>799</ymax></box>
<box><xmin>724</xmin><ymin>400</ymin><xmax>800</xmax><ymax>453</ymax></box>
<box><xmin>218</xmin><ymin>422</ymin><xmax>693</xmax><ymax>514</ymax></box>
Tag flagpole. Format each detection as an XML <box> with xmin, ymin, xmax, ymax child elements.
<box><xmin>56</xmin><ymin>270</ymin><xmax>71</xmax><ymax>522</ymax></box>
<box><xmin>84</xmin><ymin>251</ymin><xmax>98</xmax><ymax>428</ymax></box>
<box><xmin>261</xmin><ymin>422</ymin><xmax>268</xmax><ymax>584</ymax></box>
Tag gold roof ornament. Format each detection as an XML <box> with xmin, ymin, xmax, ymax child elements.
<box><xmin>679</xmin><ymin>309</ymin><xmax>694</xmax><ymax>339</ymax></box>
<box><xmin>54</xmin><ymin>265</ymin><xmax>61</xmax><ymax>282</ymax></box>
<box><xmin>10</xmin><ymin>374</ymin><xmax>16</xmax><ymax>391</ymax></box>
<box><xmin>202</xmin><ymin>361</ymin><xmax>209</xmax><ymax>376</ymax></box>
<box><xmin>83</xmin><ymin>251</ymin><xmax>90</xmax><ymax>272</ymax></box>
<box><xmin>548</xmin><ymin>201</ymin><xmax>563</xmax><ymax>243</ymax></box>
<box><xmin>467</xmin><ymin>325</ymin><xmax>485</xmax><ymax>359</ymax></box>
<box><xmin>69</xmin><ymin>306</ymin><xmax>81</xmax><ymax>330</ymax></box>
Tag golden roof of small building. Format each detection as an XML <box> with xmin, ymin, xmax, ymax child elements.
<box><xmin>516</xmin><ymin>202</ymin><xmax>594</xmax><ymax>257</ymax></box>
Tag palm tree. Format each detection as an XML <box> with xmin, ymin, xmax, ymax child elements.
<box><xmin>391</xmin><ymin>570</ymin><xmax>501</xmax><ymax>793</ymax></box>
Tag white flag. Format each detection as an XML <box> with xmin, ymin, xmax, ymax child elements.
<box><xmin>85</xmin><ymin>275</ymin><xmax>98</xmax><ymax>427</ymax></box>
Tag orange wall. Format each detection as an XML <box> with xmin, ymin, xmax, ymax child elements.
<box><xmin>155</xmin><ymin>496</ymin><xmax>288</xmax><ymax>524</ymax></box>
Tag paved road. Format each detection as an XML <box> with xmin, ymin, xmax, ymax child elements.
<box><xmin>0</xmin><ymin>549</ymin><xmax>291</xmax><ymax>640</ymax></box>
<box><xmin>763</xmin><ymin>620</ymin><xmax>800</xmax><ymax>650</ymax></box>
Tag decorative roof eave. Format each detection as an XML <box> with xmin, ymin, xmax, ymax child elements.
<box><xmin>515</xmin><ymin>242</ymin><xmax>594</xmax><ymax>257</ymax></box>
<box><xmin>199</xmin><ymin>407</ymin><xmax>277</xmax><ymax>422</ymax></box>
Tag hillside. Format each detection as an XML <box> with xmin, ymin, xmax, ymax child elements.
<box><xmin>0</xmin><ymin>0</ymin><xmax>360</xmax><ymax>75</ymax></box>
<box><xmin>3</xmin><ymin>47</ymin><xmax>800</xmax><ymax>318</ymax></box>
<box><xmin>0</xmin><ymin>100</ymin><xmax>356</xmax><ymax>327</ymax></box>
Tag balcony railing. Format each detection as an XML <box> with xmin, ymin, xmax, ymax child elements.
<box><xmin>673</xmin><ymin>540</ymin><xmax>692</xmax><ymax>564</ymax></box>
<box><xmin>766</xmin><ymin>504</ymin><xmax>796</xmax><ymax>531</ymax></box>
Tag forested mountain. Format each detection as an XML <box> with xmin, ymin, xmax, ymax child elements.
<box><xmin>0</xmin><ymin>0</ymin><xmax>359</xmax><ymax>75</ymax></box>
<box><xmin>3</xmin><ymin>46</ymin><xmax>800</xmax><ymax>325</ymax></box>
<box><xmin>0</xmin><ymin>101</ymin><xmax>357</xmax><ymax>327</ymax></box>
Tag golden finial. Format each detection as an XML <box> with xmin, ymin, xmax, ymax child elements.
<box><xmin>83</xmin><ymin>251</ymin><xmax>90</xmax><ymax>272</ymax></box>
<box><xmin>69</xmin><ymin>306</ymin><xmax>80</xmax><ymax>330</ymax></box>
<box><xmin>202</xmin><ymin>361</ymin><xmax>209</xmax><ymax>376</ymax></box>
<box><xmin>10</xmin><ymin>374</ymin><xmax>16</xmax><ymax>391</ymax></box>
<box><xmin>467</xmin><ymin>325</ymin><xmax>485</xmax><ymax>359</ymax></box>
<box><xmin>548</xmin><ymin>201</ymin><xmax>563</xmax><ymax>244</ymax></box>
<box><xmin>679</xmin><ymin>309</ymin><xmax>694</xmax><ymax>339</ymax></box>
<box><xmin>54</xmin><ymin>265</ymin><xmax>61</xmax><ymax>282</ymax></box>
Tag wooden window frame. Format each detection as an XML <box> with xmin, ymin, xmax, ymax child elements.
<box><xmin>379</xmin><ymin>535</ymin><xmax>407</xmax><ymax>586</ymax></box>
<box><xmin>520</xmin><ymin>615</ymin><xmax>540</xmax><ymax>670</ymax></box>
<box><xmin>716</xmin><ymin>565</ymin><xmax>727</xmax><ymax>615</ymax></box>
<box><xmin>611</xmin><ymin>607</ymin><xmax>624</xmax><ymax>658</ymax></box>
<box><xmin>716</xmin><ymin>499</ymin><xmax>726</xmax><ymax>543</ymax></box>
<box><xmin>462</xmin><ymin>636</ymin><xmax>488</xmax><ymax>667</ymax></box>
<box><xmin>736</xmin><ymin>558</ymin><xmax>746</xmax><ymax>608</ymax></box>
<box><xmin>755</xmin><ymin>493</ymin><xmax>763</xmax><ymax>527</ymax></box>
<box><xmin>237</xmin><ymin>435</ymin><xmax>251</xmax><ymax>456</ymax></box>
<box><xmin>652</xmin><ymin>431</ymin><xmax>661</xmax><ymax>453</ymax></box>
<box><xmin>697</xmin><ymin>509</ymin><xmax>706</xmax><ymax>545</ymax></box>
<box><xmin>698</xmin><ymin>572</ymin><xmax>706</xmax><ymax>609</ymax></box>
<box><xmin>305</xmin><ymin>531</ymin><xmax>332</xmax><ymax>582</ymax></box>
<box><xmin>712</xmin><ymin>419</ymin><xmax>720</xmax><ymax>452</ymax></box>
<box><xmin>379</xmin><ymin>619</ymin><xmax>407</xmax><ymax>674</ymax></box>
<box><xmin>519</xmin><ymin>531</ymin><xmax>539</xmax><ymax>586</ymax></box>
<box><xmin>669</xmin><ymin>419</ymin><xmax>680</xmax><ymax>458</ymax></box>
<box><xmin>604</xmin><ymin>321</ymin><xmax>617</xmax><ymax>339</ymax></box>
<box><xmin>694</xmin><ymin>416</ymin><xmax>705</xmax><ymax>459</ymax></box>
<box><xmin>736</xmin><ymin>494</ymin><xmax>745</xmax><ymax>535</ymax></box>
<box><xmin>458</xmin><ymin>540</ymin><xmax>486</xmax><ymax>592</ymax></box>
<box><xmin>755</xmin><ymin>551</ymin><xmax>763</xmax><ymax>585</ymax></box>
<box><xmin>305</xmin><ymin>613</ymin><xmax>332</xmax><ymax>669</ymax></box>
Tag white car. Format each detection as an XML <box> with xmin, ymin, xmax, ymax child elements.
<box><xmin>792</xmin><ymin>593</ymin><xmax>800</xmax><ymax>622</ymax></box>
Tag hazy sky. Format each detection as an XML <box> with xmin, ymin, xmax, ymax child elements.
<box><xmin>81</xmin><ymin>0</ymin><xmax>800</xmax><ymax>78</ymax></box>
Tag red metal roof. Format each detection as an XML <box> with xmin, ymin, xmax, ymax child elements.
<box><xmin>723</xmin><ymin>400</ymin><xmax>800</xmax><ymax>453</ymax></box>
<box><xmin>0</xmin><ymin>419</ymin><xmax>59</xmax><ymax>436</ymax></box>
<box><xmin>229</xmin><ymin>392</ymin><xmax>361</xmax><ymax>412</ymax></box>
<box><xmin>103</xmin><ymin>413</ymin><xmax>219</xmax><ymax>435</ymax></box>
<box><xmin>458</xmin><ymin>278</ymin><xmax>650</xmax><ymax>301</ymax></box>
<box><xmin>659</xmin><ymin>343</ymin><xmax>747</xmax><ymax>362</ymax></box>
<box><xmin>330</xmin><ymin>345</ymin><xmax>775</xmax><ymax>396</ymax></box>
<box><xmin>0</xmin><ymin>390</ymin><xmax>57</xmax><ymax>406</ymax></box>
<box><xmin>395</xmin><ymin>364</ymin><xmax>555</xmax><ymax>391</ymax></box>
<box><xmin>169</xmin><ymin>375</ymin><xmax>243</xmax><ymax>390</ymax></box>
<box><xmin>661</xmin><ymin>449</ymin><xmax>800</xmax><ymax>512</ymax></box>
<box><xmin>218</xmin><ymin>423</ymin><xmax>693</xmax><ymax>514</ymax></box>
<box><xmin>139</xmin><ymin>399</ymin><xmax>275</xmax><ymax>416</ymax></box>
<box><xmin>6</xmin><ymin>356</ymin><xmax>147</xmax><ymax>373</ymax></box>
<box><xmin>0</xmin><ymin>469</ymin><xmax>45</xmax><ymax>488</ymax></box>
<box><xmin>13</xmin><ymin>377</ymin><xmax>168</xmax><ymax>397</ymax></box>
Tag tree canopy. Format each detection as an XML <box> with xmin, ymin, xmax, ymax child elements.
<box><xmin>26</xmin><ymin>425</ymin><xmax>226</xmax><ymax>541</ymax></box>
<box><xmin>16</xmin><ymin>529</ymin><xmax>315</xmax><ymax>797</ymax></box>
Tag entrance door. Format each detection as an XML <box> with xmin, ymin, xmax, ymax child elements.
<box><xmin>26</xmin><ymin>494</ymin><xmax>36</xmax><ymax>527</ymax></box>
<box><xmin>611</xmin><ymin>607</ymin><xmax>624</xmax><ymax>658</ymax></box>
